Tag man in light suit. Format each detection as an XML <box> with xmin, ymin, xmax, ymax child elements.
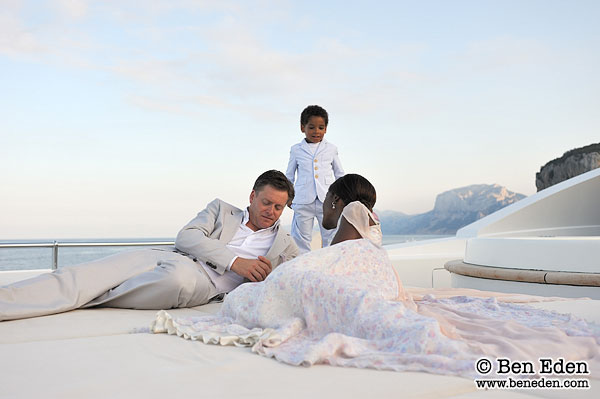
<box><xmin>0</xmin><ymin>170</ymin><xmax>299</xmax><ymax>321</ymax></box>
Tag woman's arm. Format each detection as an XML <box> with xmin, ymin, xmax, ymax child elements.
<box><xmin>330</xmin><ymin>216</ymin><xmax>362</xmax><ymax>245</ymax></box>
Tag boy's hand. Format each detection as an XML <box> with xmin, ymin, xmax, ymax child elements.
<box><xmin>231</xmin><ymin>256</ymin><xmax>272</xmax><ymax>282</ymax></box>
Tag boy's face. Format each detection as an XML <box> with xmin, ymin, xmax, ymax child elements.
<box><xmin>301</xmin><ymin>116</ymin><xmax>327</xmax><ymax>143</ymax></box>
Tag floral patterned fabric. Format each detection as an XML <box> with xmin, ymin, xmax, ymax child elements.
<box><xmin>152</xmin><ymin>239</ymin><xmax>600</xmax><ymax>378</ymax></box>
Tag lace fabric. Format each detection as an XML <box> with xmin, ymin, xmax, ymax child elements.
<box><xmin>152</xmin><ymin>240</ymin><xmax>600</xmax><ymax>377</ymax></box>
<box><xmin>340</xmin><ymin>201</ymin><xmax>382</xmax><ymax>246</ymax></box>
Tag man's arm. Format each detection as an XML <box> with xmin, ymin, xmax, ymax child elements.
<box><xmin>175</xmin><ymin>199</ymin><xmax>237</xmax><ymax>275</ymax></box>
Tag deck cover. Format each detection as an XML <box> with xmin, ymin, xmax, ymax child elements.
<box><xmin>1</xmin><ymin>300</ymin><xmax>598</xmax><ymax>398</ymax></box>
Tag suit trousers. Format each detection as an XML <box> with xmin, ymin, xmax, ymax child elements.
<box><xmin>290</xmin><ymin>200</ymin><xmax>336</xmax><ymax>254</ymax></box>
<box><xmin>0</xmin><ymin>249</ymin><xmax>217</xmax><ymax>321</ymax></box>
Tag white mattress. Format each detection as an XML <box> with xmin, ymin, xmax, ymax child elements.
<box><xmin>1</xmin><ymin>300</ymin><xmax>598</xmax><ymax>399</ymax></box>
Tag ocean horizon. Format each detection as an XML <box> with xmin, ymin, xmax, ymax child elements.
<box><xmin>0</xmin><ymin>234</ymin><xmax>451</xmax><ymax>271</ymax></box>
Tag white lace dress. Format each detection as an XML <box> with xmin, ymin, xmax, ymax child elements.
<box><xmin>152</xmin><ymin>202</ymin><xmax>600</xmax><ymax>377</ymax></box>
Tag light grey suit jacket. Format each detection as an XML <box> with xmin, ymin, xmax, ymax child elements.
<box><xmin>175</xmin><ymin>198</ymin><xmax>299</xmax><ymax>275</ymax></box>
<box><xmin>285</xmin><ymin>139</ymin><xmax>345</xmax><ymax>204</ymax></box>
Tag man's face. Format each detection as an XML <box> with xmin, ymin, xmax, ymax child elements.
<box><xmin>247</xmin><ymin>185</ymin><xmax>289</xmax><ymax>231</ymax></box>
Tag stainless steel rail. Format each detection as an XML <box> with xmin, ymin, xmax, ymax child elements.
<box><xmin>0</xmin><ymin>241</ymin><xmax>174</xmax><ymax>270</ymax></box>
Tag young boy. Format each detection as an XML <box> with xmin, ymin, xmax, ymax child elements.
<box><xmin>285</xmin><ymin>105</ymin><xmax>345</xmax><ymax>253</ymax></box>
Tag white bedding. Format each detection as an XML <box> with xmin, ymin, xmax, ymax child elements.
<box><xmin>1</xmin><ymin>300</ymin><xmax>598</xmax><ymax>398</ymax></box>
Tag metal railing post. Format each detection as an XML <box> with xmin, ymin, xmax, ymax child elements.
<box><xmin>52</xmin><ymin>241</ymin><xmax>59</xmax><ymax>270</ymax></box>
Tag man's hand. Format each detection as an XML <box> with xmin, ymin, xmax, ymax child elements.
<box><xmin>230</xmin><ymin>256</ymin><xmax>272</xmax><ymax>282</ymax></box>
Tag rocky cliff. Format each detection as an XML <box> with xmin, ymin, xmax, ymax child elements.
<box><xmin>536</xmin><ymin>143</ymin><xmax>600</xmax><ymax>191</ymax></box>
<box><xmin>379</xmin><ymin>184</ymin><xmax>525</xmax><ymax>235</ymax></box>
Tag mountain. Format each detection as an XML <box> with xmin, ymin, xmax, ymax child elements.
<box><xmin>536</xmin><ymin>143</ymin><xmax>600</xmax><ymax>191</ymax></box>
<box><xmin>378</xmin><ymin>184</ymin><xmax>525</xmax><ymax>235</ymax></box>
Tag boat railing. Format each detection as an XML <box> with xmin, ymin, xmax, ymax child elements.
<box><xmin>0</xmin><ymin>241</ymin><xmax>175</xmax><ymax>270</ymax></box>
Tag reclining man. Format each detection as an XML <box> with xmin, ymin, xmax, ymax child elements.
<box><xmin>0</xmin><ymin>170</ymin><xmax>299</xmax><ymax>321</ymax></box>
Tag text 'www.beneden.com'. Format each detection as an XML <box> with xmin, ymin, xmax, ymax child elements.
<box><xmin>474</xmin><ymin>357</ymin><xmax>590</xmax><ymax>390</ymax></box>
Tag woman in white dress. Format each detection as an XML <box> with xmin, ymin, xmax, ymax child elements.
<box><xmin>153</xmin><ymin>175</ymin><xmax>600</xmax><ymax>378</ymax></box>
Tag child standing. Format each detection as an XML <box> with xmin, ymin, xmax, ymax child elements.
<box><xmin>285</xmin><ymin>105</ymin><xmax>345</xmax><ymax>253</ymax></box>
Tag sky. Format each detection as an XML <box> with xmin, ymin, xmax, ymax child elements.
<box><xmin>1</xmin><ymin>0</ymin><xmax>599</xmax><ymax>239</ymax></box>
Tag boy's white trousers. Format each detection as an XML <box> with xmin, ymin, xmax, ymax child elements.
<box><xmin>290</xmin><ymin>200</ymin><xmax>336</xmax><ymax>254</ymax></box>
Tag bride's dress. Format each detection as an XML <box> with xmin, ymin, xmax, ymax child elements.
<box><xmin>152</xmin><ymin>202</ymin><xmax>600</xmax><ymax>377</ymax></box>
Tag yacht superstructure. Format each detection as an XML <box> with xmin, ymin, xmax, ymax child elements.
<box><xmin>445</xmin><ymin>168</ymin><xmax>600</xmax><ymax>299</ymax></box>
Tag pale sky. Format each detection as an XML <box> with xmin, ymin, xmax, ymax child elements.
<box><xmin>1</xmin><ymin>0</ymin><xmax>599</xmax><ymax>239</ymax></box>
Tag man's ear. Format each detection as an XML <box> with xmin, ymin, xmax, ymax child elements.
<box><xmin>249</xmin><ymin>190</ymin><xmax>256</xmax><ymax>204</ymax></box>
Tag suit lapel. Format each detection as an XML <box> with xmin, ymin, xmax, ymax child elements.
<box><xmin>266</xmin><ymin>229</ymin><xmax>288</xmax><ymax>260</ymax></box>
<box><xmin>220</xmin><ymin>208</ymin><xmax>244</xmax><ymax>243</ymax></box>
<box><xmin>300</xmin><ymin>139</ymin><xmax>313</xmax><ymax>157</ymax></box>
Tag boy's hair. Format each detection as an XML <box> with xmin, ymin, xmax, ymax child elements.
<box><xmin>253</xmin><ymin>170</ymin><xmax>295</xmax><ymax>205</ymax></box>
<box><xmin>328</xmin><ymin>174</ymin><xmax>376</xmax><ymax>210</ymax></box>
<box><xmin>300</xmin><ymin>105</ymin><xmax>328</xmax><ymax>126</ymax></box>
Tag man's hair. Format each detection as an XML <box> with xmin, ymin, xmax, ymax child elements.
<box><xmin>300</xmin><ymin>105</ymin><xmax>329</xmax><ymax>126</ymax></box>
<box><xmin>328</xmin><ymin>174</ymin><xmax>376</xmax><ymax>210</ymax></box>
<box><xmin>253</xmin><ymin>170</ymin><xmax>295</xmax><ymax>205</ymax></box>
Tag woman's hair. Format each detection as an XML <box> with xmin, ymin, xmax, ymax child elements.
<box><xmin>328</xmin><ymin>174</ymin><xmax>376</xmax><ymax>210</ymax></box>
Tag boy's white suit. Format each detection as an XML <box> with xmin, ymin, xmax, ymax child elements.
<box><xmin>0</xmin><ymin>199</ymin><xmax>298</xmax><ymax>321</ymax></box>
<box><xmin>286</xmin><ymin>139</ymin><xmax>345</xmax><ymax>252</ymax></box>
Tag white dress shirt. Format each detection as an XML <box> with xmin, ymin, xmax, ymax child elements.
<box><xmin>200</xmin><ymin>209</ymin><xmax>278</xmax><ymax>294</ymax></box>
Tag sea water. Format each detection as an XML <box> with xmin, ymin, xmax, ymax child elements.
<box><xmin>0</xmin><ymin>238</ymin><xmax>174</xmax><ymax>271</ymax></box>
<box><xmin>0</xmin><ymin>235</ymin><xmax>451</xmax><ymax>271</ymax></box>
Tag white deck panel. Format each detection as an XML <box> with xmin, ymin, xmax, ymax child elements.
<box><xmin>386</xmin><ymin>237</ymin><xmax>466</xmax><ymax>288</ymax></box>
<box><xmin>463</xmin><ymin>237</ymin><xmax>600</xmax><ymax>273</ymax></box>
<box><xmin>2</xmin><ymin>301</ymin><xmax>597</xmax><ymax>399</ymax></box>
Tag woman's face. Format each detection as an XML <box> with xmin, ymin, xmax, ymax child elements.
<box><xmin>322</xmin><ymin>191</ymin><xmax>342</xmax><ymax>230</ymax></box>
